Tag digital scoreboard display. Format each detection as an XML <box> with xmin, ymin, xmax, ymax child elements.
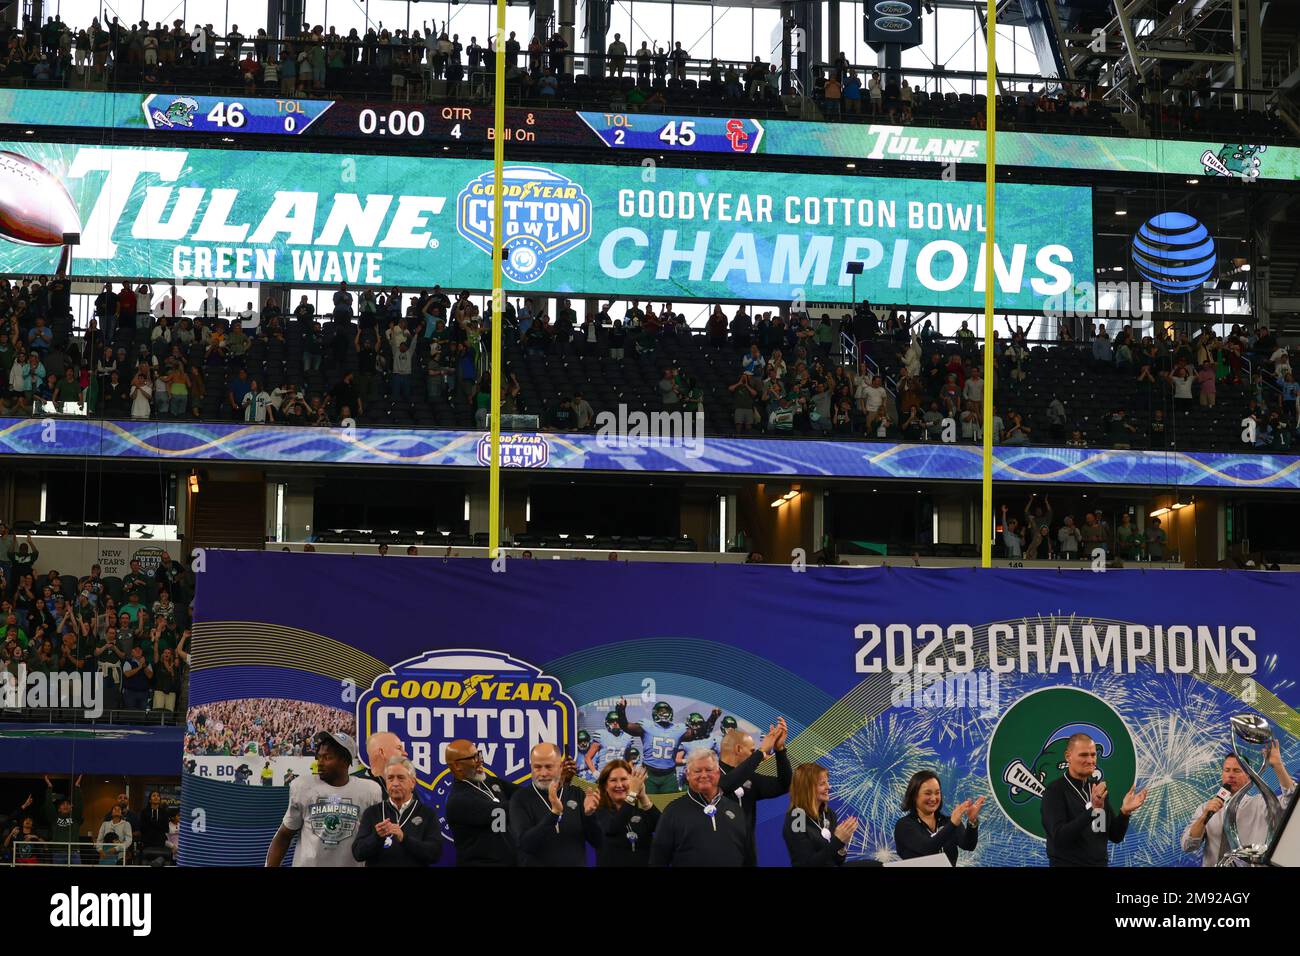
<box><xmin>0</xmin><ymin>89</ymin><xmax>1292</xmax><ymax>181</ymax></box>
<box><xmin>577</xmin><ymin>112</ymin><xmax>765</xmax><ymax>154</ymax></box>
<box><xmin>141</xmin><ymin>93</ymin><xmax>333</xmax><ymax>135</ymax></box>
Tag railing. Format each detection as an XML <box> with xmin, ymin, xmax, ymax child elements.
<box><xmin>6</xmin><ymin>838</ymin><xmax>126</xmax><ymax>866</ymax></box>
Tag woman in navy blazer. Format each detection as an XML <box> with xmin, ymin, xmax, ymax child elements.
<box><xmin>783</xmin><ymin>762</ymin><xmax>859</xmax><ymax>866</ymax></box>
<box><xmin>894</xmin><ymin>770</ymin><xmax>984</xmax><ymax>866</ymax></box>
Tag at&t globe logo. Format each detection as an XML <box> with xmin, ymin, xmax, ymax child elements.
<box><xmin>987</xmin><ymin>687</ymin><xmax>1136</xmax><ymax>840</ymax></box>
<box><xmin>1131</xmin><ymin>212</ymin><xmax>1216</xmax><ymax>293</ymax></box>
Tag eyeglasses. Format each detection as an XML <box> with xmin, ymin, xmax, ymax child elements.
<box><xmin>451</xmin><ymin>751</ymin><xmax>483</xmax><ymax>763</ymax></box>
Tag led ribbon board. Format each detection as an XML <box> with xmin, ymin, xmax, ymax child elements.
<box><xmin>0</xmin><ymin>140</ymin><xmax>1092</xmax><ymax>309</ymax></box>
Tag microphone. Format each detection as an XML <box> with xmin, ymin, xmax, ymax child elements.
<box><xmin>1207</xmin><ymin>786</ymin><xmax>1232</xmax><ymax>814</ymax></box>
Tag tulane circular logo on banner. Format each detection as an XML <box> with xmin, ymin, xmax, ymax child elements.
<box><xmin>356</xmin><ymin>650</ymin><xmax>577</xmax><ymax>842</ymax></box>
<box><xmin>987</xmin><ymin>687</ymin><xmax>1137</xmax><ymax>840</ymax></box>
<box><xmin>1131</xmin><ymin>212</ymin><xmax>1216</xmax><ymax>293</ymax></box>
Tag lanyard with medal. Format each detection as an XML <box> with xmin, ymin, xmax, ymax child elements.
<box><xmin>535</xmin><ymin>783</ymin><xmax>565</xmax><ymax>834</ymax></box>
<box><xmin>625</xmin><ymin>791</ymin><xmax>642</xmax><ymax>851</ymax></box>
<box><xmin>384</xmin><ymin>799</ymin><xmax>417</xmax><ymax>849</ymax></box>
<box><xmin>1071</xmin><ymin>777</ymin><xmax>1092</xmax><ymax>811</ymax></box>
<box><xmin>468</xmin><ymin>779</ymin><xmax>499</xmax><ymax>803</ymax></box>
<box><xmin>689</xmin><ymin>790</ymin><xmax>720</xmax><ymax>831</ymax></box>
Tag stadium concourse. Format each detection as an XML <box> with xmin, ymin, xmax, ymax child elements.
<box><xmin>0</xmin><ymin>1</ymin><xmax>1299</xmax><ymax>914</ymax></box>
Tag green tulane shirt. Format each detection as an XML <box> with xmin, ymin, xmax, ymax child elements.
<box><xmin>283</xmin><ymin>775</ymin><xmax>382</xmax><ymax>867</ymax></box>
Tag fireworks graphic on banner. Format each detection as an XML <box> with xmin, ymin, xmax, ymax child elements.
<box><xmin>827</xmin><ymin>614</ymin><xmax>1295</xmax><ymax>867</ymax></box>
<box><xmin>829</xmin><ymin>713</ymin><xmax>936</xmax><ymax>862</ymax></box>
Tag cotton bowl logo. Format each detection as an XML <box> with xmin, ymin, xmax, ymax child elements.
<box><xmin>987</xmin><ymin>687</ymin><xmax>1136</xmax><ymax>840</ymax></box>
<box><xmin>1131</xmin><ymin>212</ymin><xmax>1216</xmax><ymax>294</ymax></box>
<box><xmin>476</xmin><ymin>433</ymin><xmax>549</xmax><ymax>467</ymax></box>
<box><xmin>131</xmin><ymin>546</ymin><xmax>167</xmax><ymax>575</ymax></box>
<box><xmin>457</xmin><ymin>166</ymin><xmax>592</xmax><ymax>284</ymax></box>
<box><xmin>357</xmin><ymin>649</ymin><xmax>577</xmax><ymax>842</ymax></box>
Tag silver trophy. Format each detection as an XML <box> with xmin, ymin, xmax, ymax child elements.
<box><xmin>1218</xmin><ymin>714</ymin><xmax>1284</xmax><ymax>866</ymax></box>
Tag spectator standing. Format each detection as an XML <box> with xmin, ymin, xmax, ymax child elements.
<box><xmin>1144</xmin><ymin>517</ymin><xmax>1167</xmax><ymax>561</ymax></box>
<box><xmin>43</xmin><ymin>774</ymin><xmax>83</xmax><ymax>865</ymax></box>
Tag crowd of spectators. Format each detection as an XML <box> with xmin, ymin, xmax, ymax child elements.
<box><xmin>1</xmin><ymin>781</ymin><xmax>178</xmax><ymax>866</ymax></box>
<box><xmin>0</xmin><ymin>526</ymin><xmax>193</xmax><ymax>717</ymax></box>
<box><xmin>184</xmin><ymin>699</ymin><xmax>351</xmax><ymax>758</ymax></box>
<box><xmin>5</xmin><ymin>271</ymin><xmax>1299</xmax><ymax>454</ymax></box>
<box><xmin>0</xmin><ymin>14</ymin><xmax>1289</xmax><ymax>141</ymax></box>
<box><xmin>997</xmin><ymin>494</ymin><xmax>1171</xmax><ymax>562</ymax></box>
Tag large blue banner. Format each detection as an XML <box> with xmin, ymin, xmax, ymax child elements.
<box><xmin>5</xmin><ymin>418</ymin><xmax>1299</xmax><ymax>489</ymax></box>
<box><xmin>181</xmin><ymin>553</ymin><xmax>1298</xmax><ymax>867</ymax></box>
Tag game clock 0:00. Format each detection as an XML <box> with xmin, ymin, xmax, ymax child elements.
<box><xmin>356</xmin><ymin>107</ymin><xmax>432</xmax><ymax>137</ymax></box>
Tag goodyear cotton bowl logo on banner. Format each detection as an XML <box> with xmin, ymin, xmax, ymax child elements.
<box><xmin>475</xmin><ymin>433</ymin><xmax>549</xmax><ymax>467</ymax></box>
<box><xmin>457</xmin><ymin>166</ymin><xmax>592</xmax><ymax>284</ymax></box>
<box><xmin>357</xmin><ymin>650</ymin><xmax>576</xmax><ymax>841</ymax></box>
<box><xmin>987</xmin><ymin>687</ymin><xmax>1136</xmax><ymax>840</ymax></box>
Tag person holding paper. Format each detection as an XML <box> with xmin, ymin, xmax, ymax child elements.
<box><xmin>894</xmin><ymin>770</ymin><xmax>982</xmax><ymax>866</ymax></box>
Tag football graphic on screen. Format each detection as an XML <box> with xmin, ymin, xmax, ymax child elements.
<box><xmin>0</xmin><ymin>150</ymin><xmax>83</xmax><ymax>275</ymax></box>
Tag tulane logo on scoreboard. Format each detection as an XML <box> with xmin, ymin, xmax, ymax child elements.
<box><xmin>357</xmin><ymin>649</ymin><xmax>577</xmax><ymax>842</ymax></box>
<box><xmin>150</xmin><ymin>95</ymin><xmax>200</xmax><ymax>129</ymax></box>
<box><xmin>986</xmin><ymin>687</ymin><xmax>1136</xmax><ymax>840</ymax></box>
<box><xmin>456</xmin><ymin>166</ymin><xmax>592</xmax><ymax>284</ymax></box>
<box><xmin>1201</xmin><ymin>143</ymin><xmax>1266</xmax><ymax>181</ymax></box>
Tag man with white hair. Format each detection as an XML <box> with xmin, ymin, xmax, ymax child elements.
<box><xmin>508</xmin><ymin>742</ymin><xmax>602</xmax><ymax>866</ymax></box>
<box><xmin>352</xmin><ymin>757</ymin><xmax>444</xmax><ymax>867</ymax></box>
<box><xmin>649</xmin><ymin>749</ymin><xmax>748</xmax><ymax>866</ymax></box>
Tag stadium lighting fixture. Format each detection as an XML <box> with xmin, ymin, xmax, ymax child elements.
<box><xmin>771</xmin><ymin>497</ymin><xmax>787</xmax><ymax>509</ymax></box>
<box><xmin>1186</xmin><ymin>178</ymin><xmax>1199</xmax><ymax>185</ymax></box>
<box><xmin>1170</xmin><ymin>502</ymin><xmax>1189</xmax><ymax>510</ymax></box>
<box><xmin>1149</xmin><ymin>507</ymin><xmax>1170</xmax><ymax>518</ymax></box>
<box><xmin>188</xmin><ymin>472</ymin><xmax>200</xmax><ymax>494</ymax></box>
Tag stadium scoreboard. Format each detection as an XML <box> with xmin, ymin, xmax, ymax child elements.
<box><xmin>137</xmin><ymin>93</ymin><xmax>763</xmax><ymax>154</ymax></box>
<box><xmin>1</xmin><ymin>89</ymin><xmax>1295</xmax><ymax>180</ymax></box>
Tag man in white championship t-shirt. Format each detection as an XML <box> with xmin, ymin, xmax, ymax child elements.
<box><xmin>265</xmin><ymin>731</ymin><xmax>382</xmax><ymax>867</ymax></box>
